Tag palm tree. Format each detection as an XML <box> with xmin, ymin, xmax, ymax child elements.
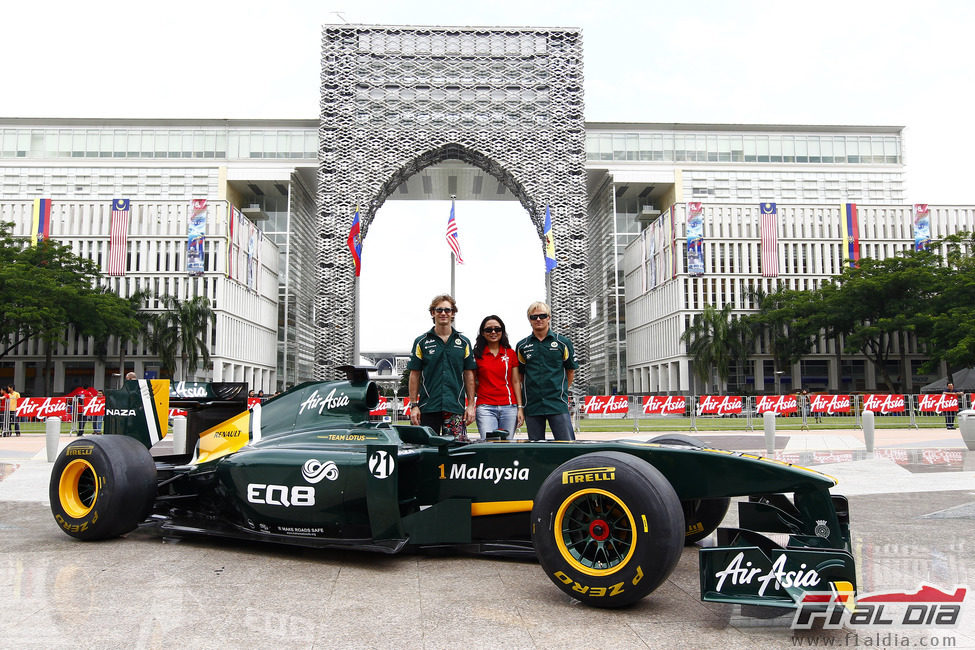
<box><xmin>681</xmin><ymin>303</ymin><xmax>748</xmax><ymax>393</ymax></box>
<box><xmin>146</xmin><ymin>294</ymin><xmax>216</xmax><ymax>379</ymax></box>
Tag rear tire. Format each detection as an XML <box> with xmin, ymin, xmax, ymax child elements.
<box><xmin>531</xmin><ymin>451</ymin><xmax>683</xmax><ymax>608</ymax></box>
<box><xmin>649</xmin><ymin>434</ymin><xmax>731</xmax><ymax>544</ymax></box>
<box><xmin>50</xmin><ymin>436</ymin><xmax>156</xmax><ymax>541</ymax></box>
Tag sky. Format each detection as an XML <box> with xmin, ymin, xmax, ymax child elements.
<box><xmin>4</xmin><ymin>0</ymin><xmax>974</xmax><ymax>351</ymax></box>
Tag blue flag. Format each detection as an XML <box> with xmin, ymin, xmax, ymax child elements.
<box><xmin>544</xmin><ymin>205</ymin><xmax>557</xmax><ymax>273</ymax></box>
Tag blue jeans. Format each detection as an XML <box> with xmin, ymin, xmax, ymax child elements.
<box><xmin>475</xmin><ymin>404</ymin><xmax>518</xmax><ymax>440</ymax></box>
<box><xmin>525</xmin><ymin>412</ymin><xmax>575</xmax><ymax>441</ymax></box>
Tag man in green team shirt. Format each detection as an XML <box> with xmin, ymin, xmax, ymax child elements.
<box><xmin>515</xmin><ymin>301</ymin><xmax>578</xmax><ymax>441</ymax></box>
<box><xmin>407</xmin><ymin>295</ymin><xmax>476</xmax><ymax>441</ymax></box>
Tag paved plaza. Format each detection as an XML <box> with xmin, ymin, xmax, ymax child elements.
<box><xmin>2</xmin><ymin>429</ymin><xmax>975</xmax><ymax>649</ymax></box>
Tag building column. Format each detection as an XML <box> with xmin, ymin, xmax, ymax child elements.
<box><xmin>54</xmin><ymin>361</ymin><xmax>66</xmax><ymax>395</ymax></box>
<box><xmin>865</xmin><ymin>361</ymin><xmax>877</xmax><ymax>391</ymax></box>
<box><xmin>753</xmin><ymin>359</ymin><xmax>765</xmax><ymax>392</ymax></box>
<box><xmin>828</xmin><ymin>357</ymin><xmax>839</xmax><ymax>392</ymax></box>
<box><xmin>676</xmin><ymin>359</ymin><xmax>688</xmax><ymax>393</ymax></box>
<box><xmin>13</xmin><ymin>361</ymin><xmax>25</xmax><ymax>391</ymax></box>
<box><xmin>94</xmin><ymin>360</ymin><xmax>106</xmax><ymax>390</ymax></box>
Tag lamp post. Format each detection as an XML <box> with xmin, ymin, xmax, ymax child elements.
<box><xmin>774</xmin><ymin>370</ymin><xmax>784</xmax><ymax>395</ymax></box>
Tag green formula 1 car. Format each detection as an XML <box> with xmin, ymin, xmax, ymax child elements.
<box><xmin>49</xmin><ymin>368</ymin><xmax>856</xmax><ymax>609</ymax></box>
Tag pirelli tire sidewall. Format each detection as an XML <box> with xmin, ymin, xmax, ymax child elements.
<box><xmin>49</xmin><ymin>435</ymin><xmax>157</xmax><ymax>541</ymax></box>
<box><xmin>531</xmin><ymin>451</ymin><xmax>683</xmax><ymax>608</ymax></box>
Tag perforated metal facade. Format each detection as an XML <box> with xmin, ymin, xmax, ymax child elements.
<box><xmin>317</xmin><ymin>25</ymin><xmax>590</xmax><ymax>384</ymax></box>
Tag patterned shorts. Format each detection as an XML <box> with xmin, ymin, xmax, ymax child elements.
<box><xmin>442</xmin><ymin>412</ymin><xmax>469</xmax><ymax>442</ymax></box>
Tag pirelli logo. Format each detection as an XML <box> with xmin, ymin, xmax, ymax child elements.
<box><xmin>66</xmin><ymin>447</ymin><xmax>94</xmax><ymax>456</ymax></box>
<box><xmin>562</xmin><ymin>467</ymin><xmax>616</xmax><ymax>484</ymax></box>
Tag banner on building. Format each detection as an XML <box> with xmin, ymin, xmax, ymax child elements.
<box><xmin>913</xmin><ymin>203</ymin><xmax>931</xmax><ymax>251</ymax></box>
<box><xmin>686</xmin><ymin>202</ymin><xmax>705</xmax><ymax>276</ymax></box>
<box><xmin>640</xmin><ymin>229</ymin><xmax>648</xmax><ymax>292</ymax></box>
<box><xmin>670</xmin><ymin>205</ymin><xmax>678</xmax><ymax>279</ymax></box>
<box><xmin>227</xmin><ymin>206</ymin><xmax>248</xmax><ymax>281</ymax></box>
<box><xmin>841</xmin><ymin>203</ymin><xmax>860</xmax><ymax>268</ymax></box>
<box><xmin>31</xmin><ymin>198</ymin><xmax>52</xmax><ymax>246</ymax></box>
<box><xmin>187</xmin><ymin>199</ymin><xmax>207</xmax><ymax>276</ymax></box>
<box><xmin>108</xmin><ymin>199</ymin><xmax>130</xmax><ymax>276</ymax></box>
<box><xmin>246</xmin><ymin>219</ymin><xmax>260</xmax><ymax>291</ymax></box>
<box><xmin>759</xmin><ymin>203</ymin><xmax>779</xmax><ymax>278</ymax></box>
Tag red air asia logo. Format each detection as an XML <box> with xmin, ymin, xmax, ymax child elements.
<box><xmin>16</xmin><ymin>397</ymin><xmax>69</xmax><ymax>420</ymax></box>
<box><xmin>642</xmin><ymin>395</ymin><xmax>686</xmax><ymax>415</ymax></box>
<box><xmin>756</xmin><ymin>395</ymin><xmax>798</xmax><ymax>414</ymax></box>
<box><xmin>917</xmin><ymin>393</ymin><xmax>959</xmax><ymax>413</ymax></box>
<box><xmin>863</xmin><ymin>394</ymin><xmax>906</xmax><ymax>414</ymax></box>
<box><xmin>81</xmin><ymin>395</ymin><xmax>105</xmax><ymax>417</ymax></box>
<box><xmin>582</xmin><ymin>395</ymin><xmax>629</xmax><ymax>415</ymax></box>
<box><xmin>698</xmin><ymin>395</ymin><xmax>743</xmax><ymax>415</ymax></box>
<box><xmin>370</xmin><ymin>396</ymin><xmax>388</xmax><ymax>416</ymax></box>
<box><xmin>810</xmin><ymin>394</ymin><xmax>852</xmax><ymax>414</ymax></box>
<box><xmin>400</xmin><ymin>398</ymin><xmax>412</xmax><ymax>415</ymax></box>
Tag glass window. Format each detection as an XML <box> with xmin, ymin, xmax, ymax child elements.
<box><xmin>769</xmin><ymin>136</ymin><xmax>782</xmax><ymax>162</ymax></box>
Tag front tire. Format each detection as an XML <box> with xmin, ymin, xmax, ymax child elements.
<box><xmin>50</xmin><ymin>436</ymin><xmax>156</xmax><ymax>541</ymax></box>
<box><xmin>649</xmin><ymin>434</ymin><xmax>732</xmax><ymax>544</ymax></box>
<box><xmin>531</xmin><ymin>451</ymin><xmax>683</xmax><ymax>608</ymax></box>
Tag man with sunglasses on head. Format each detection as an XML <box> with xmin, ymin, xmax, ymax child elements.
<box><xmin>407</xmin><ymin>295</ymin><xmax>476</xmax><ymax>441</ymax></box>
<box><xmin>515</xmin><ymin>301</ymin><xmax>578</xmax><ymax>441</ymax></box>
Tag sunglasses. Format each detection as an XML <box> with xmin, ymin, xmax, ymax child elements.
<box><xmin>433</xmin><ymin>307</ymin><xmax>454</xmax><ymax>314</ymax></box>
<box><xmin>528</xmin><ymin>313</ymin><xmax>550</xmax><ymax>321</ymax></box>
<box><xmin>483</xmin><ymin>327</ymin><xmax>503</xmax><ymax>334</ymax></box>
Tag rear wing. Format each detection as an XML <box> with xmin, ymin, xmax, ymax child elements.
<box><xmin>104</xmin><ymin>379</ymin><xmax>248</xmax><ymax>454</ymax></box>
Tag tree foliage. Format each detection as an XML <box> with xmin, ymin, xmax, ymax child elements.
<box><xmin>681</xmin><ymin>303</ymin><xmax>750</xmax><ymax>392</ymax></box>
<box><xmin>144</xmin><ymin>294</ymin><xmax>216</xmax><ymax>379</ymax></box>
<box><xmin>0</xmin><ymin>223</ymin><xmax>141</xmax><ymax>384</ymax></box>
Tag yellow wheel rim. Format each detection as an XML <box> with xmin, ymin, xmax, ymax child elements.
<box><xmin>554</xmin><ymin>488</ymin><xmax>638</xmax><ymax>577</ymax></box>
<box><xmin>59</xmin><ymin>459</ymin><xmax>98</xmax><ymax>518</ymax></box>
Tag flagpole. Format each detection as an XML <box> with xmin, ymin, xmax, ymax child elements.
<box><xmin>449</xmin><ymin>195</ymin><xmax>457</xmax><ymax>299</ymax></box>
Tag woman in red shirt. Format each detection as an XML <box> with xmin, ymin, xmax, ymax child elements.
<box><xmin>473</xmin><ymin>315</ymin><xmax>524</xmax><ymax>440</ymax></box>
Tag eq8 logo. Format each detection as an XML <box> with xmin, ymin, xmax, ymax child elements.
<box><xmin>247</xmin><ymin>484</ymin><xmax>315</xmax><ymax>507</ymax></box>
<box><xmin>792</xmin><ymin>583</ymin><xmax>966</xmax><ymax>630</ymax></box>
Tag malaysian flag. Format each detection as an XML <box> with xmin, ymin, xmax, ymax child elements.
<box><xmin>446</xmin><ymin>200</ymin><xmax>463</xmax><ymax>263</ymax></box>
<box><xmin>108</xmin><ymin>199</ymin><xmax>130</xmax><ymax>276</ymax></box>
<box><xmin>760</xmin><ymin>202</ymin><xmax>779</xmax><ymax>278</ymax></box>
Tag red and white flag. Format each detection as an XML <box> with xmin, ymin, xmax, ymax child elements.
<box><xmin>108</xmin><ymin>199</ymin><xmax>130</xmax><ymax>276</ymax></box>
<box><xmin>445</xmin><ymin>200</ymin><xmax>463</xmax><ymax>264</ymax></box>
<box><xmin>759</xmin><ymin>202</ymin><xmax>779</xmax><ymax>278</ymax></box>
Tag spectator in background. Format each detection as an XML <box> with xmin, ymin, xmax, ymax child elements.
<box><xmin>92</xmin><ymin>390</ymin><xmax>104</xmax><ymax>435</ymax></box>
<box><xmin>5</xmin><ymin>385</ymin><xmax>21</xmax><ymax>437</ymax></box>
<box><xmin>945</xmin><ymin>382</ymin><xmax>962</xmax><ymax>430</ymax></box>
<box><xmin>125</xmin><ymin>371</ymin><xmax>137</xmax><ymax>381</ymax></box>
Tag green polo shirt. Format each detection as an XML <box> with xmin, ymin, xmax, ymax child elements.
<box><xmin>407</xmin><ymin>327</ymin><xmax>475</xmax><ymax>414</ymax></box>
<box><xmin>516</xmin><ymin>331</ymin><xmax>578</xmax><ymax>416</ymax></box>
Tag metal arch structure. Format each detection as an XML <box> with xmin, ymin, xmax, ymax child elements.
<box><xmin>317</xmin><ymin>25</ymin><xmax>589</xmax><ymax>387</ymax></box>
